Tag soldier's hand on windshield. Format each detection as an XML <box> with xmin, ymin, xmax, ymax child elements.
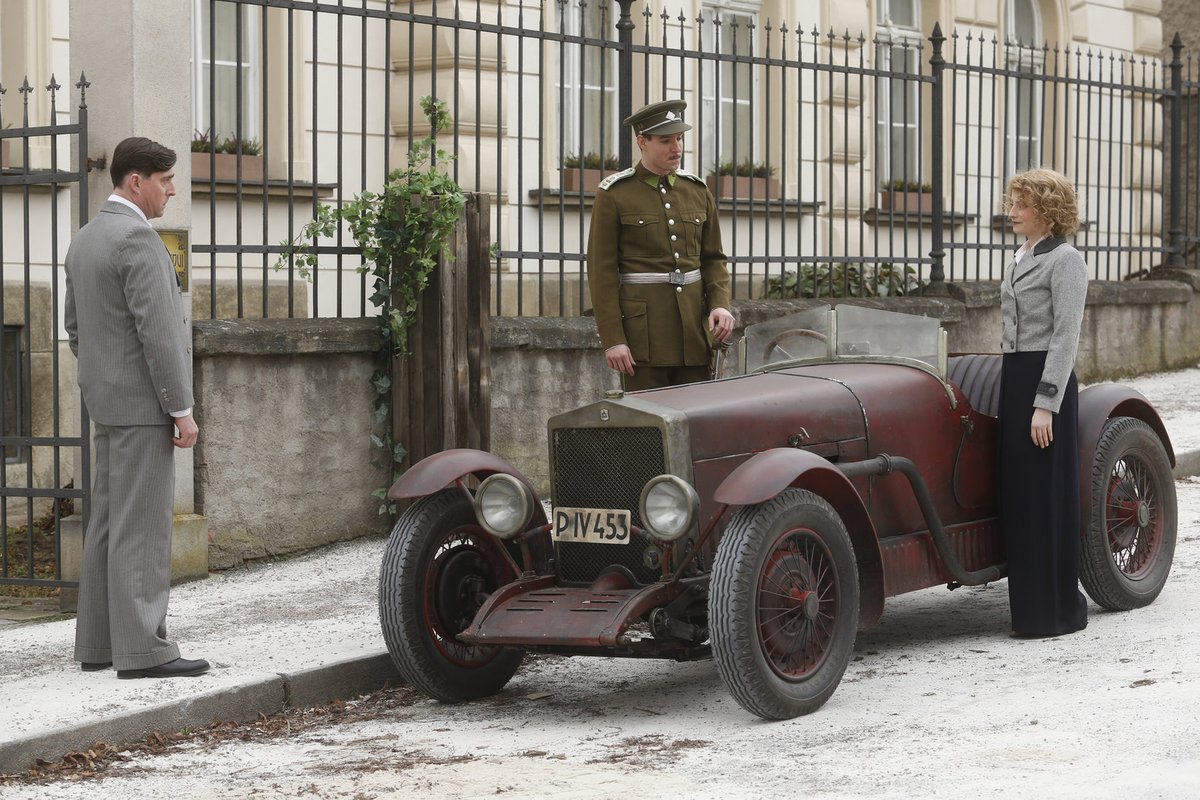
<box><xmin>1031</xmin><ymin>407</ymin><xmax>1053</xmax><ymax>448</ymax></box>
<box><xmin>709</xmin><ymin>307</ymin><xmax>736</xmax><ymax>343</ymax></box>
<box><xmin>605</xmin><ymin>344</ymin><xmax>636</xmax><ymax>376</ymax></box>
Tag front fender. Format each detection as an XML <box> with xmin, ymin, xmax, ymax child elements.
<box><xmin>1077</xmin><ymin>384</ymin><xmax>1175</xmax><ymax>530</ymax></box>
<box><xmin>388</xmin><ymin>449</ymin><xmax>546</xmax><ymax>522</ymax></box>
<box><xmin>714</xmin><ymin>448</ymin><xmax>885</xmax><ymax>630</ymax></box>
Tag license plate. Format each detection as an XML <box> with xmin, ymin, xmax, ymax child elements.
<box><xmin>551</xmin><ymin>507</ymin><xmax>632</xmax><ymax>545</ymax></box>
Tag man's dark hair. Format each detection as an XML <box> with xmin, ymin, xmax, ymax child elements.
<box><xmin>110</xmin><ymin>137</ymin><xmax>176</xmax><ymax>187</ymax></box>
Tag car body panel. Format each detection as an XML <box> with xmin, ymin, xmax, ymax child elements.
<box><xmin>383</xmin><ymin>307</ymin><xmax>1176</xmax><ymax>664</ymax></box>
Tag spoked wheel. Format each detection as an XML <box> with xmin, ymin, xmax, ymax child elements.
<box><xmin>762</xmin><ymin>328</ymin><xmax>828</xmax><ymax>363</ymax></box>
<box><xmin>710</xmin><ymin>489</ymin><xmax>859</xmax><ymax>719</ymax></box>
<box><xmin>379</xmin><ymin>488</ymin><xmax>523</xmax><ymax>702</ymax></box>
<box><xmin>1080</xmin><ymin>417</ymin><xmax>1177</xmax><ymax>610</ymax></box>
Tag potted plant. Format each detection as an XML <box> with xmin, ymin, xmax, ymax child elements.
<box><xmin>191</xmin><ymin>130</ymin><xmax>265</xmax><ymax>183</ymax></box>
<box><xmin>879</xmin><ymin>179</ymin><xmax>934</xmax><ymax>214</ymax></box>
<box><xmin>706</xmin><ymin>159</ymin><xmax>780</xmax><ymax>200</ymax></box>
<box><xmin>560</xmin><ymin>151</ymin><xmax>620</xmax><ymax>193</ymax></box>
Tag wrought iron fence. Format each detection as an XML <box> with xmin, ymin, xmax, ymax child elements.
<box><xmin>0</xmin><ymin>76</ymin><xmax>90</xmax><ymax>591</ymax></box>
<box><xmin>192</xmin><ymin>0</ymin><xmax>1192</xmax><ymax>318</ymax></box>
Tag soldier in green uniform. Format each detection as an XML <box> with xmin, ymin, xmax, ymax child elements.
<box><xmin>587</xmin><ymin>99</ymin><xmax>735</xmax><ymax>390</ymax></box>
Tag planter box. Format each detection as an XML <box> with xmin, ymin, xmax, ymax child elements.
<box><xmin>192</xmin><ymin>152</ymin><xmax>265</xmax><ymax>183</ymax></box>
<box><xmin>705</xmin><ymin>174</ymin><xmax>780</xmax><ymax>200</ymax></box>
<box><xmin>560</xmin><ymin>168</ymin><xmax>609</xmax><ymax>193</ymax></box>
<box><xmin>879</xmin><ymin>191</ymin><xmax>934</xmax><ymax>214</ymax></box>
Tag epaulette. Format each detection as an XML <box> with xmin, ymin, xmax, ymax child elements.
<box><xmin>598</xmin><ymin>168</ymin><xmax>635</xmax><ymax>191</ymax></box>
<box><xmin>675</xmin><ymin>168</ymin><xmax>706</xmax><ymax>185</ymax></box>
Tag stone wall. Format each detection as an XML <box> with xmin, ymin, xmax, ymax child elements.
<box><xmin>490</xmin><ymin>278</ymin><xmax>1200</xmax><ymax>495</ymax></box>
<box><xmin>189</xmin><ymin>276</ymin><xmax>1200</xmax><ymax>563</ymax></box>
<box><xmin>192</xmin><ymin>318</ymin><xmax>390</xmax><ymax>569</ymax></box>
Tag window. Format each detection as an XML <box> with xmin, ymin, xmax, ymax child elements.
<box><xmin>875</xmin><ymin>0</ymin><xmax>922</xmax><ymax>185</ymax></box>
<box><xmin>193</xmin><ymin>0</ymin><xmax>260</xmax><ymax>142</ymax></box>
<box><xmin>700</xmin><ymin>6</ymin><xmax>757</xmax><ymax>175</ymax></box>
<box><xmin>556</xmin><ymin>0</ymin><xmax>618</xmax><ymax>165</ymax></box>
<box><xmin>2</xmin><ymin>326</ymin><xmax>27</xmax><ymax>463</ymax></box>
<box><xmin>1005</xmin><ymin>0</ymin><xmax>1043</xmax><ymax>179</ymax></box>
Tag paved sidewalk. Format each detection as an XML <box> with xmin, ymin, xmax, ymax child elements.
<box><xmin>2</xmin><ymin>364</ymin><xmax>1198</xmax><ymax>775</ymax></box>
<box><xmin>0</xmin><ymin>537</ymin><xmax>394</xmax><ymax>774</ymax></box>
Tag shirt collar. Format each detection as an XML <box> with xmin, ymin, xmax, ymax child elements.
<box><xmin>636</xmin><ymin>162</ymin><xmax>676</xmax><ymax>188</ymax></box>
<box><xmin>1014</xmin><ymin>236</ymin><xmax>1044</xmax><ymax>264</ymax></box>
<box><xmin>108</xmin><ymin>193</ymin><xmax>149</xmax><ymax>225</ymax></box>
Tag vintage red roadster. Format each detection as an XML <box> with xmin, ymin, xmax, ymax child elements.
<box><xmin>378</xmin><ymin>305</ymin><xmax>1177</xmax><ymax>719</ymax></box>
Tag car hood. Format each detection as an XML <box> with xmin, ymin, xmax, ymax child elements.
<box><xmin>633</xmin><ymin>368</ymin><xmax>867</xmax><ymax>461</ymax></box>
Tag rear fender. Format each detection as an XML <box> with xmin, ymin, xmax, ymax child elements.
<box><xmin>1077</xmin><ymin>384</ymin><xmax>1175</xmax><ymax>529</ymax></box>
<box><xmin>387</xmin><ymin>448</ymin><xmax>548</xmax><ymax>524</ymax></box>
<box><xmin>714</xmin><ymin>448</ymin><xmax>885</xmax><ymax>630</ymax></box>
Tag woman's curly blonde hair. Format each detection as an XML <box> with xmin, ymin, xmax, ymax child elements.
<box><xmin>1005</xmin><ymin>168</ymin><xmax>1080</xmax><ymax>236</ymax></box>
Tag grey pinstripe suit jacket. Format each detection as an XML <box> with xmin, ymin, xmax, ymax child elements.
<box><xmin>64</xmin><ymin>201</ymin><xmax>193</xmax><ymax>425</ymax></box>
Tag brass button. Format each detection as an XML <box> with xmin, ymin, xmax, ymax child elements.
<box><xmin>676</xmin><ymin>286</ymin><xmax>682</xmax><ymax>293</ymax></box>
<box><xmin>664</xmin><ymin>202</ymin><xmax>671</xmax><ymax>209</ymax></box>
<box><xmin>671</xmin><ymin>234</ymin><xmax>677</xmax><ymax>241</ymax></box>
<box><xmin>668</xmin><ymin>219</ymin><xmax>675</xmax><ymax>225</ymax></box>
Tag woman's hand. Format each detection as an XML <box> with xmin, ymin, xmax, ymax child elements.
<box><xmin>1031</xmin><ymin>407</ymin><xmax>1054</xmax><ymax>448</ymax></box>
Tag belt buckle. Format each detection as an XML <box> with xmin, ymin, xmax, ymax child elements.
<box><xmin>668</xmin><ymin>271</ymin><xmax>685</xmax><ymax>286</ymax></box>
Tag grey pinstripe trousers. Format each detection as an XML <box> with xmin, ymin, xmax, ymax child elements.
<box><xmin>73</xmin><ymin>422</ymin><xmax>182</xmax><ymax>670</ymax></box>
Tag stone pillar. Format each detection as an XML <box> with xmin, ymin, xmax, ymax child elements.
<box><xmin>63</xmin><ymin>0</ymin><xmax>208</xmax><ymax>609</ymax></box>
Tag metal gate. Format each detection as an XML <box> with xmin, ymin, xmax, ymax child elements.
<box><xmin>0</xmin><ymin>75</ymin><xmax>90</xmax><ymax>592</ymax></box>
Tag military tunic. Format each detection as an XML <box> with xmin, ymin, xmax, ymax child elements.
<box><xmin>586</xmin><ymin>162</ymin><xmax>731</xmax><ymax>368</ymax></box>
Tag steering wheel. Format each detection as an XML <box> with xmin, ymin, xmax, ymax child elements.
<box><xmin>762</xmin><ymin>328</ymin><xmax>829</xmax><ymax>363</ymax></box>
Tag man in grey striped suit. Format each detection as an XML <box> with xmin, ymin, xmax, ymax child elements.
<box><xmin>65</xmin><ymin>137</ymin><xmax>208</xmax><ymax>679</ymax></box>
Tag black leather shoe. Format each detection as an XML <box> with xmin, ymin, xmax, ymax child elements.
<box><xmin>117</xmin><ymin>657</ymin><xmax>210</xmax><ymax>679</ymax></box>
<box><xmin>81</xmin><ymin>661</ymin><xmax>112</xmax><ymax>672</ymax></box>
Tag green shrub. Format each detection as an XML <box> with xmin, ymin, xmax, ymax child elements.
<box><xmin>880</xmin><ymin>178</ymin><xmax>933</xmax><ymax>193</ymax></box>
<box><xmin>563</xmin><ymin>151</ymin><xmax>620</xmax><ymax>170</ymax></box>
<box><xmin>713</xmin><ymin>159</ymin><xmax>775</xmax><ymax>178</ymax></box>
<box><xmin>763</xmin><ymin>263</ymin><xmax>924</xmax><ymax>299</ymax></box>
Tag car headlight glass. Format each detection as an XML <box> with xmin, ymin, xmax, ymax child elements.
<box><xmin>639</xmin><ymin>475</ymin><xmax>699</xmax><ymax>542</ymax></box>
<box><xmin>475</xmin><ymin>474</ymin><xmax>532</xmax><ymax>539</ymax></box>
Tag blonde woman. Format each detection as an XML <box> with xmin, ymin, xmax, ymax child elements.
<box><xmin>999</xmin><ymin>168</ymin><xmax>1089</xmax><ymax>638</ymax></box>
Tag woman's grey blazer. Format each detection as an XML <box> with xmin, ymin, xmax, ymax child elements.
<box><xmin>999</xmin><ymin>236</ymin><xmax>1088</xmax><ymax>414</ymax></box>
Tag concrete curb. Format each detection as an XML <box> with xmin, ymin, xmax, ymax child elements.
<box><xmin>0</xmin><ymin>652</ymin><xmax>401</xmax><ymax>776</ymax></box>
<box><xmin>1173</xmin><ymin>449</ymin><xmax>1200</xmax><ymax>480</ymax></box>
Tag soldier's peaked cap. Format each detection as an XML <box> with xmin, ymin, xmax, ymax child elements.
<box><xmin>624</xmin><ymin>99</ymin><xmax>691</xmax><ymax>135</ymax></box>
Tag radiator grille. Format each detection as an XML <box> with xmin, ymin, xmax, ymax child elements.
<box><xmin>551</xmin><ymin>426</ymin><xmax>666</xmax><ymax>584</ymax></box>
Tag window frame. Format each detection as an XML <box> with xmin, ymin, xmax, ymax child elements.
<box><xmin>193</xmin><ymin>0</ymin><xmax>262</xmax><ymax>143</ymax></box>
<box><xmin>699</xmin><ymin>2</ymin><xmax>760</xmax><ymax>176</ymax></box>
<box><xmin>1004</xmin><ymin>0</ymin><xmax>1045</xmax><ymax>180</ymax></box>
<box><xmin>554</xmin><ymin>0</ymin><xmax>619</xmax><ymax>167</ymax></box>
<box><xmin>874</xmin><ymin>0</ymin><xmax>923</xmax><ymax>186</ymax></box>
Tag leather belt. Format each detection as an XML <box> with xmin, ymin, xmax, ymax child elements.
<box><xmin>619</xmin><ymin>269</ymin><xmax>701</xmax><ymax>286</ymax></box>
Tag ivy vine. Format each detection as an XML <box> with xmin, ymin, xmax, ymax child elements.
<box><xmin>278</xmin><ymin>97</ymin><xmax>467</xmax><ymax>514</ymax></box>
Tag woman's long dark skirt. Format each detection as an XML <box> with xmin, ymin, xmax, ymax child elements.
<box><xmin>998</xmin><ymin>351</ymin><xmax>1088</xmax><ymax>636</ymax></box>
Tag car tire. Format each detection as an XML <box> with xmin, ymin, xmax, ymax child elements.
<box><xmin>709</xmin><ymin>488</ymin><xmax>859</xmax><ymax>719</ymax></box>
<box><xmin>1080</xmin><ymin>416</ymin><xmax>1177</xmax><ymax>611</ymax></box>
<box><xmin>378</xmin><ymin>488</ymin><xmax>523</xmax><ymax>702</ymax></box>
